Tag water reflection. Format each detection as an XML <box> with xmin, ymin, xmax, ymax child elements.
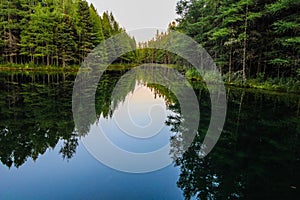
<box><xmin>74</xmin><ymin>65</ymin><xmax>201</xmax><ymax>173</ymax></box>
<box><xmin>0</xmin><ymin>72</ymin><xmax>77</xmax><ymax>168</ymax></box>
<box><xmin>176</xmin><ymin>86</ymin><xmax>300</xmax><ymax>199</ymax></box>
<box><xmin>0</xmin><ymin>70</ymin><xmax>299</xmax><ymax>199</ymax></box>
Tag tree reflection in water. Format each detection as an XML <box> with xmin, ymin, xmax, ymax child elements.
<box><xmin>0</xmin><ymin>72</ymin><xmax>77</xmax><ymax>167</ymax></box>
<box><xmin>0</xmin><ymin>70</ymin><xmax>299</xmax><ymax>199</ymax></box>
<box><xmin>174</xmin><ymin>86</ymin><xmax>299</xmax><ymax>199</ymax></box>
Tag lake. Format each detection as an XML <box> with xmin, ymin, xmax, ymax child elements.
<box><xmin>0</xmin><ymin>69</ymin><xmax>299</xmax><ymax>199</ymax></box>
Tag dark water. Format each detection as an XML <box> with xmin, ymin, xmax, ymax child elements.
<box><xmin>0</xmin><ymin>70</ymin><xmax>299</xmax><ymax>199</ymax></box>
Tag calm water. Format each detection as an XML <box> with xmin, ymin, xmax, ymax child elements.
<box><xmin>0</xmin><ymin>70</ymin><xmax>299</xmax><ymax>199</ymax></box>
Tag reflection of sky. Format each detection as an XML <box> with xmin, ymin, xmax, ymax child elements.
<box><xmin>127</xmin><ymin>86</ymin><xmax>165</xmax><ymax>127</ymax></box>
<box><xmin>100</xmin><ymin>117</ymin><xmax>172</xmax><ymax>153</ymax></box>
<box><xmin>0</xmin><ymin>85</ymin><xmax>183</xmax><ymax>199</ymax></box>
<box><xmin>102</xmin><ymin>85</ymin><xmax>174</xmax><ymax>153</ymax></box>
<box><xmin>0</xmin><ymin>141</ymin><xmax>183</xmax><ymax>199</ymax></box>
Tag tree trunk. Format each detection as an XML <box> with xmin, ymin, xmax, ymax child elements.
<box><xmin>56</xmin><ymin>46</ymin><xmax>59</xmax><ymax>66</ymax></box>
<box><xmin>47</xmin><ymin>55</ymin><xmax>50</xmax><ymax>66</ymax></box>
<box><xmin>257</xmin><ymin>54</ymin><xmax>261</xmax><ymax>75</ymax></box>
<box><xmin>8</xmin><ymin>29</ymin><xmax>13</xmax><ymax>63</ymax></box>
<box><xmin>62</xmin><ymin>54</ymin><xmax>66</xmax><ymax>68</ymax></box>
<box><xmin>229</xmin><ymin>46</ymin><xmax>232</xmax><ymax>82</ymax></box>
<box><xmin>242</xmin><ymin>3</ymin><xmax>249</xmax><ymax>83</ymax></box>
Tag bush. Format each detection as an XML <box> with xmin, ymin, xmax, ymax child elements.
<box><xmin>185</xmin><ymin>68</ymin><xmax>202</xmax><ymax>80</ymax></box>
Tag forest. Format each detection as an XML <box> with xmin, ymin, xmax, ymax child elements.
<box><xmin>138</xmin><ymin>0</ymin><xmax>300</xmax><ymax>91</ymax></box>
<box><xmin>0</xmin><ymin>0</ymin><xmax>136</xmax><ymax>67</ymax></box>
<box><xmin>0</xmin><ymin>1</ymin><xmax>299</xmax><ymax>198</ymax></box>
<box><xmin>0</xmin><ymin>0</ymin><xmax>299</xmax><ymax>92</ymax></box>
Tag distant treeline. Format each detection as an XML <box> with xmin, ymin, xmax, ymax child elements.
<box><xmin>0</xmin><ymin>0</ymin><xmax>136</xmax><ymax>67</ymax></box>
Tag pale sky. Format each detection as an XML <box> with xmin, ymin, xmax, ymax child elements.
<box><xmin>86</xmin><ymin>0</ymin><xmax>178</xmax><ymax>42</ymax></box>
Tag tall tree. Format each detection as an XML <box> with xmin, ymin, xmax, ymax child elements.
<box><xmin>173</xmin><ymin>0</ymin><xmax>299</xmax><ymax>82</ymax></box>
<box><xmin>0</xmin><ymin>0</ymin><xmax>22</xmax><ymax>63</ymax></box>
<box><xmin>76</xmin><ymin>0</ymin><xmax>94</xmax><ymax>63</ymax></box>
<box><xmin>89</xmin><ymin>4</ymin><xmax>105</xmax><ymax>46</ymax></box>
<box><xmin>55</xmin><ymin>15</ymin><xmax>77</xmax><ymax>67</ymax></box>
<box><xmin>0</xmin><ymin>0</ymin><xmax>126</xmax><ymax>67</ymax></box>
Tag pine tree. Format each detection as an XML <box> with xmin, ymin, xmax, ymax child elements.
<box><xmin>55</xmin><ymin>15</ymin><xmax>77</xmax><ymax>67</ymax></box>
<box><xmin>0</xmin><ymin>0</ymin><xmax>22</xmax><ymax>63</ymax></box>
<box><xmin>0</xmin><ymin>0</ymin><xmax>126</xmax><ymax>67</ymax></box>
<box><xmin>76</xmin><ymin>0</ymin><xmax>94</xmax><ymax>63</ymax></box>
<box><xmin>174</xmin><ymin>0</ymin><xmax>299</xmax><ymax>81</ymax></box>
<box><xmin>101</xmin><ymin>12</ymin><xmax>113</xmax><ymax>39</ymax></box>
<box><xmin>89</xmin><ymin>4</ymin><xmax>105</xmax><ymax>46</ymax></box>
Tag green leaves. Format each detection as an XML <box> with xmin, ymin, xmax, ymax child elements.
<box><xmin>175</xmin><ymin>0</ymin><xmax>299</xmax><ymax>80</ymax></box>
<box><xmin>269</xmin><ymin>58</ymin><xmax>291</xmax><ymax>66</ymax></box>
<box><xmin>210</xmin><ymin>28</ymin><xmax>230</xmax><ymax>41</ymax></box>
<box><xmin>266</xmin><ymin>0</ymin><xmax>299</xmax><ymax>14</ymax></box>
<box><xmin>247</xmin><ymin>12</ymin><xmax>262</xmax><ymax>21</ymax></box>
<box><xmin>0</xmin><ymin>0</ymin><xmax>132</xmax><ymax>67</ymax></box>
<box><xmin>273</xmin><ymin>20</ymin><xmax>299</xmax><ymax>34</ymax></box>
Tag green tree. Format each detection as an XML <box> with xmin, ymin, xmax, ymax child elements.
<box><xmin>89</xmin><ymin>4</ymin><xmax>105</xmax><ymax>46</ymax></box>
<box><xmin>0</xmin><ymin>0</ymin><xmax>22</xmax><ymax>63</ymax></box>
<box><xmin>0</xmin><ymin>0</ymin><xmax>125</xmax><ymax>67</ymax></box>
<box><xmin>173</xmin><ymin>0</ymin><xmax>299</xmax><ymax>83</ymax></box>
<box><xmin>76</xmin><ymin>0</ymin><xmax>94</xmax><ymax>63</ymax></box>
<box><xmin>55</xmin><ymin>15</ymin><xmax>77</xmax><ymax>67</ymax></box>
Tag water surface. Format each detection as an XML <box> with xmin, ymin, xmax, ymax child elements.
<box><xmin>0</xmin><ymin>70</ymin><xmax>299</xmax><ymax>199</ymax></box>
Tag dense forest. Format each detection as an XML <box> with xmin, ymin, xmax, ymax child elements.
<box><xmin>0</xmin><ymin>0</ymin><xmax>299</xmax><ymax>91</ymax></box>
<box><xmin>0</xmin><ymin>0</ymin><xmax>136</xmax><ymax>67</ymax></box>
<box><xmin>138</xmin><ymin>0</ymin><xmax>299</xmax><ymax>90</ymax></box>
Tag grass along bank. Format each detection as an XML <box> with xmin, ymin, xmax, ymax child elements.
<box><xmin>0</xmin><ymin>63</ymin><xmax>80</xmax><ymax>73</ymax></box>
<box><xmin>185</xmin><ymin>68</ymin><xmax>300</xmax><ymax>94</ymax></box>
<box><xmin>0</xmin><ymin>63</ymin><xmax>140</xmax><ymax>73</ymax></box>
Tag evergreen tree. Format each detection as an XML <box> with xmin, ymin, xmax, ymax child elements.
<box><xmin>0</xmin><ymin>0</ymin><xmax>126</xmax><ymax>67</ymax></box>
<box><xmin>101</xmin><ymin>11</ymin><xmax>113</xmax><ymax>39</ymax></box>
<box><xmin>89</xmin><ymin>4</ymin><xmax>105</xmax><ymax>46</ymax></box>
<box><xmin>76</xmin><ymin>0</ymin><xmax>94</xmax><ymax>63</ymax></box>
<box><xmin>173</xmin><ymin>0</ymin><xmax>300</xmax><ymax>80</ymax></box>
<box><xmin>0</xmin><ymin>0</ymin><xmax>22</xmax><ymax>63</ymax></box>
<box><xmin>55</xmin><ymin>15</ymin><xmax>77</xmax><ymax>67</ymax></box>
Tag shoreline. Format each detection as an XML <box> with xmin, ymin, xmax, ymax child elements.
<box><xmin>0</xmin><ymin>66</ymin><xmax>79</xmax><ymax>73</ymax></box>
<box><xmin>1</xmin><ymin>65</ymin><xmax>299</xmax><ymax>95</ymax></box>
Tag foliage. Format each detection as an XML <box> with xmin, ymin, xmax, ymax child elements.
<box><xmin>136</xmin><ymin>0</ymin><xmax>299</xmax><ymax>92</ymax></box>
<box><xmin>0</xmin><ymin>0</ymin><xmax>137</xmax><ymax>67</ymax></box>
<box><xmin>176</xmin><ymin>0</ymin><xmax>300</xmax><ymax>82</ymax></box>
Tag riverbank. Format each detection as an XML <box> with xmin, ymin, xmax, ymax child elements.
<box><xmin>185</xmin><ymin>68</ymin><xmax>300</xmax><ymax>94</ymax></box>
<box><xmin>0</xmin><ymin>64</ymin><xmax>80</xmax><ymax>73</ymax></box>
<box><xmin>188</xmin><ymin>75</ymin><xmax>300</xmax><ymax>94</ymax></box>
<box><xmin>0</xmin><ymin>63</ymin><xmax>138</xmax><ymax>73</ymax></box>
<box><xmin>227</xmin><ymin>79</ymin><xmax>300</xmax><ymax>94</ymax></box>
<box><xmin>1</xmin><ymin>64</ymin><xmax>299</xmax><ymax>94</ymax></box>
